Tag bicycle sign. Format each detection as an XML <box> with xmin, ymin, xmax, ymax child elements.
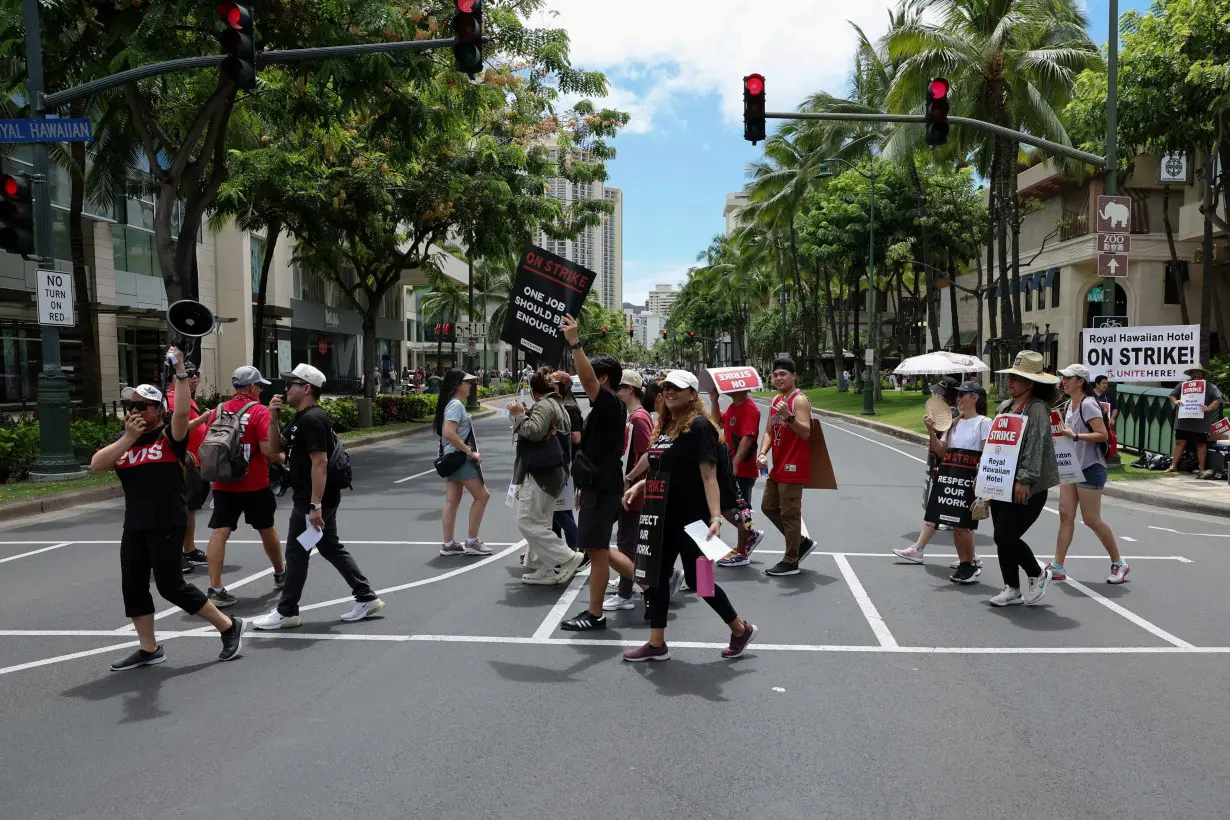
<box><xmin>1092</xmin><ymin>315</ymin><xmax>1129</xmax><ymax>329</ymax></box>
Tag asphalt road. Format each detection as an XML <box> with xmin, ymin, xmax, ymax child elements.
<box><xmin>2</xmin><ymin>394</ymin><xmax>1229</xmax><ymax>820</ymax></box>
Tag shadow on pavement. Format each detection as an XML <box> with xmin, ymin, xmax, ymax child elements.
<box><xmin>986</xmin><ymin>603</ymin><xmax>1081</xmax><ymax>631</ymax></box>
<box><xmin>921</xmin><ymin>563</ymin><xmax>993</xmax><ymax>595</ymax></box>
<box><xmin>487</xmin><ymin>644</ymin><xmax>611</xmax><ymax>683</ymax></box>
<box><xmin>902</xmin><ymin>530</ymin><xmax>996</xmax><ymax>547</ymax></box>
<box><xmin>60</xmin><ymin>659</ymin><xmax>215</xmax><ymax>724</ymax></box>
<box><xmin>629</xmin><ymin>658</ymin><xmax>755</xmax><ymax>703</ymax></box>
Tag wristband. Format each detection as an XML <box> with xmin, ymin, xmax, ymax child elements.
<box><xmin>568</xmin><ymin>341</ymin><xmax>583</xmax><ymax>350</ymax></box>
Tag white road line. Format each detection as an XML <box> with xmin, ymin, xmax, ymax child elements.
<box><xmin>1150</xmin><ymin>526</ymin><xmax>1230</xmax><ymax>538</ymax></box>
<box><xmin>295</xmin><ymin>540</ymin><xmax>526</xmax><ymax>614</ymax></box>
<box><xmin>1121</xmin><ymin>536</ymin><xmax>1138</xmax><ymax>542</ymax></box>
<box><xmin>394</xmin><ymin>468</ymin><xmax>438</xmax><ymax>484</ymax></box>
<box><xmin>813</xmin><ymin>420</ymin><xmax>928</xmax><ymax>465</ymax></box>
<box><xmin>1062</xmin><ymin>577</ymin><xmax>1196</xmax><ymax>649</ymax></box>
<box><xmin>833</xmin><ymin>554</ymin><xmax>898</xmax><ymax>648</ymax></box>
<box><xmin>532</xmin><ymin>567</ymin><xmax>591</xmax><ymax>640</ymax></box>
<box><xmin>0</xmin><ymin>542</ymin><xmax>73</xmax><ymax>564</ymax></box>
<box><xmin>0</xmin><ymin>641</ymin><xmax>142</xmax><ymax>677</ymax></box>
<box><xmin>1</xmin><ymin>540</ymin><xmax>516</xmax><ymax>547</ymax></box>
<box><xmin>752</xmin><ymin>550</ymin><xmax>1191</xmax><ymax>562</ymax></box>
<box><xmin>114</xmin><ymin>566</ymin><xmax>278</xmax><ymax>632</ymax></box>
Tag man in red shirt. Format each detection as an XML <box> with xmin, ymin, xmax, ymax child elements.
<box><xmin>710</xmin><ymin>388</ymin><xmax>766</xmax><ymax>568</ymax></box>
<box><xmin>166</xmin><ymin>363</ymin><xmax>209</xmax><ymax>573</ymax></box>
<box><xmin>204</xmin><ymin>366</ymin><xmax>285</xmax><ymax>607</ymax></box>
<box><xmin>756</xmin><ymin>358</ymin><xmax>815</xmax><ymax>576</ymax></box>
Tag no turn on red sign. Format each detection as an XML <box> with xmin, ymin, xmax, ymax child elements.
<box><xmin>36</xmin><ymin>270</ymin><xmax>75</xmax><ymax>327</ymax></box>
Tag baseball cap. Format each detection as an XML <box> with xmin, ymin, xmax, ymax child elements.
<box><xmin>955</xmin><ymin>381</ymin><xmax>985</xmax><ymax>394</ymax></box>
<box><xmin>232</xmin><ymin>365</ymin><xmax>271</xmax><ymax>387</ymax></box>
<box><xmin>460</xmin><ymin>372</ymin><xmax>477</xmax><ymax>382</ymax></box>
<box><xmin>121</xmin><ymin>384</ymin><xmax>164</xmax><ymax>405</ymax></box>
<box><xmin>1057</xmin><ymin>363</ymin><xmax>1091</xmax><ymax>380</ymax></box>
<box><xmin>619</xmin><ymin>371</ymin><xmax>644</xmax><ymax>389</ymax></box>
<box><xmin>661</xmin><ymin>370</ymin><xmax>699</xmax><ymax>391</ymax></box>
<box><xmin>280</xmin><ymin>363</ymin><xmax>326</xmax><ymax>388</ymax></box>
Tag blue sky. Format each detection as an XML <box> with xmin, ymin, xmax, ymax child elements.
<box><xmin>538</xmin><ymin>0</ymin><xmax>1153</xmax><ymax>306</ymax></box>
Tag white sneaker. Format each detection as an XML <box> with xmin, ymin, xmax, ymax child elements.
<box><xmin>252</xmin><ymin>609</ymin><xmax>303</xmax><ymax>630</ymax></box>
<box><xmin>603</xmin><ymin>594</ymin><xmax>635</xmax><ymax>611</ymax></box>
<box><xmin>1024</xmin><ymin>567</ymin><xmax>1052</xmax><ymax>605</ymax></box>
<box><xmin>555</xmin><ymin>550</ymin><xmax>585</xmax><ymax>585</ymax></box>
<box><xmin>1107</xmin><ymin>561</ymin><xmax>1131</xmax><ymax>584</ymax></box>
<box><xmin>340</xmin><ymin>598</ymin><xmax>385</xmax><ymax>622</ymax></box>
<box><xmin>521</xmin><ymin>567</ymin><xmax>561</xmax><ymax>585</ymax></box>
<box><xmin>989</xmin><ymin>586</ymin><xmax>1024</xmax><ymax>607</ymax></box>
<box><xmin>893</xmin><ymin>545</ymin><xmax>925</xmax><ymax>564</ymax></box>
<box><xmin>949</xmin><ymin>555</ymin><xmax>984</xmax><ymax>570</ymax></box>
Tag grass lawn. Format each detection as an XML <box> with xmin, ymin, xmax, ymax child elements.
<box><xmin>338</xmin><ymin>421</ymin><xmax>430</xmax><ymax>441</ymax></box>
<box><xmin>0</xmin><ymin>470</ymin><xmax>118</xmax><ymax>505</ymax></box>
<box><xmin>756</xmin><ymin>386</ymin><xmax>931</xmax><ymax>435</ymax></box>
<box><xmin>1107</xmin><ymin>462</ymin><xmax>1167</xmax><ymax>481</ymax></box>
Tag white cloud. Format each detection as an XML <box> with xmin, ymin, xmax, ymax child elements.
<box><xmin>622</xmin><ymin>259</ymin><xmax>695</xmax><ymax>306</ymax></box>
<box><xmin>536</xmin><ymin>1</ymin><xmax>893</xmax><ymax>133</ymax></box>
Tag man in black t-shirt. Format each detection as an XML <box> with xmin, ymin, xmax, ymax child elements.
<box><xmin>251</xmin><ymin>363</ymin><xmax>383</xmax><ymax>630</ymax></box>
<box><xmin>558</xmin><ymin>315</ymin><xmax>636</xmax><ymax>632</ymax></box>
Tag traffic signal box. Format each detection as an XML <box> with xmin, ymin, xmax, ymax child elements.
<box><xmin>744</xmin><ymin>74</ymin><xmax>766</xmax><ymax>144</ymax></box>
<box><xmin>0</xmin><ymin>172</ymin><xmax>34</xmax><ymax>257</ymax></box>
<box><xmin>453</xmin><ymin>0</ymin><xmax>484</xmax><ymax>77</ymax></box>
<box><xmin>217</xmin><ymin>3</ymin><xmax>256</xmax><ymax>90</ymax></box>
<box><xmin>925</xmin><ymin>78</ymin><xmax>949</xmax><ymax>146</ymax></box>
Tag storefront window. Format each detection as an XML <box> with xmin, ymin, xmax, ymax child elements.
<box><xmin>0</xmin><ymin>321</ymin><xmax>85</xmax><ymax>406</ymax></box>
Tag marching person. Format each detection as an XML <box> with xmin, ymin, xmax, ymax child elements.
<box><xmin>605</xmin><ymin>370</ymin><xmax>656</xmax><ymax>611</ymax></box>
<box><xmin>756</xmin><ymin>358</ymin><xmax>816</xmax><ymax>577</ymax></box>
<box><xmin>894</xmin><ymin>381</ymin><xmax>990</xmax><ymax>582</ymax></box>
<box><xmin>1166</xmin><ymin>364</ymin><xmax>1224</xmax><ymax>478</ymax></box>
<box><xmin>91</xmin><ymin>348</ymin><xmax>245</xmax><ymax>670</ymax></box>
<box><xmin>1046</xmin><ymin>364</ymin><xmax>1128</xmax><ymax>584</ymax></box>
<box><xmin>988</xmin><ymin>352</ymin><xmax>1060</xmax><ymax>607</ymax></box>
<box><xmin>435</xmin><ymin>370</ymin><xmax>492</xmax><ymax>555</ymax></box>
<box><xmin>513</xmin><ymin>367</ymin><xmax>585</xmax><ymax>585</ymax></box>
<box><xmin>166</xmin><ymin>362</ymin><xmax>209</xmax><ymax>573</ymax></box>
<box><xmin>620</xmin><ymin>370</ymin><xmax>757</xmax><ymax>661</ymax></box>
<box><xmin>1093</xmin><ymin>375</ymin><xmax>1119</xmax><ymax>454</ymax></box>
<box><xmin>709</xmin><ymin>387</ymin><xmax>766</xmax><ymax>568</ymax></box>
<box><xmin>550</xmin><ymin>370</ymin><xmax>584</xmax><ymax>549</ymax></box>
<box><xmin>558</xmin><ymin>315</ymin><xmax>639</xmax><ymax>632</ymax></box>
<box><xmin>204</xmin><ymin>366</ymin><xmax>286</xmax><ymax>607</ymax></box>
<box><xmin>252</xmin><ymin>364</ymin><xmax>384</xmax><ymax>629</ymax></box>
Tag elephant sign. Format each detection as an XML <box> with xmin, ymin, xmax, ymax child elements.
<box><xmin>1096</xmin><ymin>195</ymin><xmax>1132</xmax><ymax>234</ymax></box>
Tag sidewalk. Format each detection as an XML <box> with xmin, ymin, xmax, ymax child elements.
<box><xmin>808</xmin><ymin>406</ymin><xmax>1230</xmax><ymax>519</ymax></box>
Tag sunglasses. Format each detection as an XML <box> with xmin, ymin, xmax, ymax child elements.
<box><xmin>124</xmin><ymin>402</ymin><xmax>154</xmax><ymax>412</ymax></box>
<box><xmin>285</xmin><ymin>380</ymin><xmax>308</xmax><ymax>387</ymax></box>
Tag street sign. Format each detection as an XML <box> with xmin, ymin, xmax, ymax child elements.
<box><xmin>1092</xmin><ymin>315</ymin><xmax>1129</xmax><ymax>329</ymax></box>
<box><xmin>467</xmin><ymin>338</ymin><xmax>477</xmax><ymax>354</ymax></box>
<box><xmin>1095</xmin><ymin>195</ymin><xmax>1131</xmax><ymax>234</ymax></box>
<box><xmin>0</xmin><ymin>118</ymin><xmax>92</xmax><ymax>144</ymax></box>
<box><xmin>1097</xmin><ymin>233</ymin><xmax>1131</xmax><ymax>254</ymax></box>
<box><xmin>455</xmin><ymin>321</ymin><xmax>487</xmax><ymax>337</ymax></box>
<box><xmin>1098</xmin><ymin>253</ymin><xmax>1128</xmax><ymax>278</ymax></box>
<box><xmin>1158</xmin><ymin>152</ymin><xmax>1193</xmax><ymax>185</ymax></box>
<box><xmin>775</xmin><ymin>351</ymin><xmax>789</xmax><ymax>359</ymax></box>
<box><xmin>36</xmin><ymin>270</ymin><xmax>75</xmax><ymax>327</ymax></box>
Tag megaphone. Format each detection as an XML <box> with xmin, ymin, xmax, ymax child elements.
<box><xmin>167</xmin><ymin>299</ymin><xmax>215</xmax><ymax>354</ymax></box>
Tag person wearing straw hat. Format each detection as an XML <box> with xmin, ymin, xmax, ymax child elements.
<box><xmin>1166</xmin><ymin>364</ymin><xmax>1223</xmax><ymax>478</ymax></box>
<box><xmin>987</xmin><ymin>351</ymin><xmax>1060</xmax><ymax>607</ymax></box>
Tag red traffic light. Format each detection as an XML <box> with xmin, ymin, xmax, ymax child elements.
<box><xmin>745</xmin><ymin>74</ymin><xmax>764</xmax><ymax>96</ymax></box>
<box><xmin>929</xmin><ymin>78</ymin><xmax>949</xmax><ymax>99</ymax></box>
<box><xmin>456</xmin><ymin>0</ymin><xmax>475</xmax><ymax>11</ymax></box>
<box><xmin>2</xmin><ymin>177</ymin><xmax>17</xmax><ymax>198</ymax></box>
<box><xmin>688</xmin><ymin>331</ymin><xmax>695</xmax><ymax>337</ymax></box>
<box><xmin>216</xmin><ymin>2</ymin><xmax>249</xmax><ymax>28</ymax></box>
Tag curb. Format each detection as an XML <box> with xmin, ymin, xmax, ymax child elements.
<box><xmin>806</xmin><ymin>407</ymin><xmax>1230</xmax><ymax>519</ymax></box>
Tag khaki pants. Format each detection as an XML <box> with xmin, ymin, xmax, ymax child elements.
<box><xmin>761</xmin><ymin>479</ymin><xmax>804</xmax><ymax>564</ymax></box>
<box><xmin>518</xmin><ymin>478</ymin><xmax>574</xmax><ymax>570</ymax></box>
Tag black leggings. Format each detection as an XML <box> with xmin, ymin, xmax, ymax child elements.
<box><xmin>990</xmin><ymin>490</ymin><xmax>1048</xmax><ymax>588</ymax></box>
<box><xmin>646</xmin><ymin>525</ymin><xmax>738</xmax><ymax>630</ymax></box>
<box><xmin>121</xmin><ymin>527</ymin><xmax>209</xmax><ymax>618</ymax></box>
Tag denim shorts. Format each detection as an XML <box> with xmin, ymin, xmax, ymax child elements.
<box><xmin>444</xmin><ymin>459</ymin><xmax>481</xmax><ymax>484</ymax></box>
<box><xmin>1078</xmin><ymin>463</ymin><xmax>1107</xmax><ymax>491</ymax></box>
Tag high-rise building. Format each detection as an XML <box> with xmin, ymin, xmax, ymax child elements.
<box><xmin>646</xmin><ymin>283</ymin><xmax>678</xmax><ymax>316</ymax></box>
<box><xmin>537</xmin><ymin>147</ymin><xmax>623</xmax><ymax>311</ymax></box>
<box><xmin>724</xmin><ymin>192</ymin><xmax>749</xmax><ymax>235</ymax></box>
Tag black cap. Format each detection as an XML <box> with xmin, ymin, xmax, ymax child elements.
<box><xmin>955</xmin><ymin>380</ymin><xmax>985</xmax><ymax>394</ymax></box>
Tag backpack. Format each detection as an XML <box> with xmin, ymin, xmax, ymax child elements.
<box><xmin>1073</xmin><ymin>398</ymin><xmax>1111</xmax><ymax>461</ymax></box>
<box><xmin>198</xmin><ymin>401</ymin><xmax>259</xmax><ymax>483</ymax></box>
<box><xmin>328</xmin><ymin>431</ymin><xmax>353</xmax><ymax>490</ymax></box>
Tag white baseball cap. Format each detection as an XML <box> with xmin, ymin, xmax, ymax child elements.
<box><xmin>1057</xmin><ymin>363</ymin><xmax>1091</xmax><ymax>380</ymax></box>
<box><xmin>280</xmin><ymin>363</ymin><xmax>327</xmax><ymax>388</ymax></box>
<box><xmin>661</xmin><ymin>370</ymin><xmax>700</xmax><ymax>391</ymax></box>
<box><xmin>121</xmin><ymin>384</ymin><xmax>164</xmax><ymax>405</ymax></box>
<box><xmin>232</xmin><ymin>365</ymin><xmax>271</xmax><ymax>387</ymax></box>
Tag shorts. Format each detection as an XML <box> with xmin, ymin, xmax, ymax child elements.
<box><xmin>444</xmin><ymin>459</ymin><xmax>482</xmax><ymax>483</ymax></box>
<box><xmin>1176</xmin><ymin>429</ymin><xmax>1209</xmax><ymax>445</ymax></box>
<box><xmin>208</xmin><ymin>488</ymin><xmax>277</xmax><ymax>531</ymax></box>
<box><xmin>1077</xmin><ymin>463</ymin><xmax>1107</xmax><ymax>491</ymax></box>
<box><xmin>187</xmin><ymin>480</ymin><xmax>210</xmax><ymax>512</ymax></box>
<box><xmin>577</xmin><ymin>489</ymin><xmax>621</xmax><ymax>551</ymax></box>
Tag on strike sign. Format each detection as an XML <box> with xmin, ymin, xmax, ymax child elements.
<box><xmin>1081</xmin><ymin>324</ymin><xmax>1199</xmax><ymax>383</ymax></box>
<box><xmin>924</xmin><ymin>447</ymin><xmax>981</xmax><ymax>528</ymax></box>
<box><xmin>975</xmin><ymin>415</ymin><xmax>1026</xmax><ymax>502</ymax></box>
<box><xmin>1178</xmin><ymin>380</ymin><xmax>1206</xmax><ymax>420</ymax></box>
<box><xmin>1050</xmin><ymin>410</ymin><xmax>1084</xmax><ymax>484</ymax></box>
<box><xmin>499</xmin><ymin>244</ymin><xmax>597</xmax><ymax>365</ymax></box>
<box><xmin>701</xmin><ymin>366</ymin><xmax>763</xmax><ymax>395</ymax></box>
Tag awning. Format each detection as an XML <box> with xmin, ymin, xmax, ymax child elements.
<box><xmin>1020</xmin><ymin>276</ymin><xmax>1033</xmax><ymax>293</ymax></box>
<box><xmin>1043</xmin><ymin>267</ymin><xmax>1058</xmax><ymax>288</ymax></box>
<box><xmin>944</xmin><ymin>330</ymin><xmax>979</xmax><ymax>348</ymax></box>
<box><xmin>1045</xmin><ymin>332</ymin><xmax>1057</xmax><ymax>345</ymax></box>
<box><xmin>1032</xmin><ymin>270</ymin><xmax>1045</xmax><ymax>289</ymax></box>
<box><xmin>982</xmin><ymin>339</ymin><xmax>993</xmax><ymax>355</ymax></box>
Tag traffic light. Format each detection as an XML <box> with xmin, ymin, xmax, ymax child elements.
<box><xmin>688</xmin><ymin>330</ymin><xmax>696</xmax><ymax>339</ymax></box>
<box><xmin>662</xmin><ymin>329</ymin><xmax>669</xmax><ymax>340</ymax></box>
<box><xmin>452</xmin><ymin>0</ymin><xmax>484</xmax><ymax>77</ymax></box>
<box><xmin>217</xmin><ymin>2</ymin><xmax>256</xmax><ymax>90</ymax></box>
<box><xmin>600</xmin><ymin>327</ymin><xmax>608</xmax><ymax>338</ymax></box>
<box><xmin>925</xmin><ymin>77</ymin><xmax>950</xmax><ymax>146</ymax></box>
<box><xmin>0</xmin><ymin>172</ymin><xmax>34</xmax><ymax>257</ymax></box>
<box><xmin>743</xmin><ymin>74</ymin><xmax>766</xmax><ymax>144</ymax></box>
<box><xmin>628</xmin><ymin>327</ymin><xmax>635</xmax><ymax>339</ymax></box>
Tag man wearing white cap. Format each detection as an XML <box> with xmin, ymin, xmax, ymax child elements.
<box><xmin>202</xmin><ymin>365</ymin><xmax>285</xmax><ymax>607</ymax></box>
<box><xmin>253</xmin><ymin>364</ymin><xmax>384</xmax><ymax>628</ymax></box>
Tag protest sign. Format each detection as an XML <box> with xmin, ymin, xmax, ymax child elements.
<box><xmin>499</xmin><ymin>244</ymin><xmax>597</xmax><ymax>365</ymax></box>
<box><xmin>700</xmin><ymin>366</ymin><xmax>763</xmax><ymax>395</ymax></box>
<box><xmin>804</xmin><ymin>419</ymin><xmax>838</xmax><ymax>490</ymax></box>
<box><xmin>1050</xmin><ymin>410</ymin><xmax>1084</xmax><ymax>484</ymax></box>
<box><xmin>1211</xmin><ymin>417</ymin><xmax>1230</xmax><ymax>439</ymax></box>
<box><xmin>924</xmin><ymin>447</ymin><xmax>981</xmax><ymax>528</ymax></box>
<box><xmin>634</xmin><ymin>472</ymin><xmax>670</xmax><ymax>587</ymax></box>
<box><xmin>1081</xmin><ymin>324</ymin><xmax>1199</xmax><ymax>383</ymax></box>
<box><xmin>1178</xmin><ymin>380</ymin><xmax>1206</xmax><ymax>420</ymax></box>
<box><xmin>975</xmin><ymin>415</ymin><xmax>1027</xmax><ymax>502</ymax></box>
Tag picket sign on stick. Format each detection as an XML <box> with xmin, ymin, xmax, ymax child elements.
<box><xmin>1178</xmin><ymin>380</ymin><xmax>1206</xmax><ymax>420</ymax></box>
<box><xmin>975</xmin><ymin>415</ymin><xmax>1026</xmax><ymax>502</ymax></box>
<box><xmin>1050</xmin><ymin>410</ymin><xmax>1084</xmax><ymax>485</ymax></box>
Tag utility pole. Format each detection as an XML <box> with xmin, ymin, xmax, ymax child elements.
<box><xmin>24</xmin><ymin>0</ymin><xmax>82</xmax><ymax>480</ymax></box>
<box><xmin>863</xmin><ymin>161</ymin><xmax>877</xmax><ymax>416</ymax></box>
<box><xmin>1102</xmin><ymin>0</ymin><xmax>1119</xmax><ymax>321</ymax></box>
<box><xmin>465</xmin><ymin>231</ymin><xmax>480</xmax><ymax>410</ymax></box>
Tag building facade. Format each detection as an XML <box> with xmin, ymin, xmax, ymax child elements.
<box><xmin>724</xmin><ymin>192</ymin><xmax>748</xmax><ymax>235</ymax></box>
<box><xmin>646</xmin><ymin>283</ymin><xmax>678</xmax><ymax>316</ymax></box>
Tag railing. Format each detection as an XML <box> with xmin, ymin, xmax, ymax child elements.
<box><xmin>1117</xmin><ymin>385</ymin><xmax>1176</xmax><ymax>457</ymax></box>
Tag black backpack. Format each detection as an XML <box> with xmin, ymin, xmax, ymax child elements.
<box><xmin>328</xmin><ymin>431</ymin><xmax>353</xmax><ymax>490</ymax></box>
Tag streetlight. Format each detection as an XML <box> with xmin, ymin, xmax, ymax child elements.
<box><xmin>820</xmin><ymin>156</ymin><xmax>877</xmax><ymax>416</ymax></box>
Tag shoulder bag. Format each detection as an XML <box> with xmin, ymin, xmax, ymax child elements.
<box><xmin>434</xmin><ymin>429</ymin><xmax>475</xmax><ymax>478</ymax></box>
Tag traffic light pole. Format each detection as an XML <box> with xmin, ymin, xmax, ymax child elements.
<box><xmin>1102</xmin><ymin>0</ymin><xmax>1119</xmax><ymax>321</ymax></box>
<box><xmin>23</xmin><ymin>0</ymin><xmax>83</xmax><ymax>480</ymax></box>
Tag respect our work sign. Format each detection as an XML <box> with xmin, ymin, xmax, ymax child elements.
<box><xmin>499</xmin><ymin>244</ymin><xmax>597</xmax><ymax>365</ymax></box>
<box><xmin>924</xmin><ymin>447</ymin><xmax>981</xmax><ymax>528</ymax></box>
<box><xmin>975</xmin><ymin>414</ymin><xmax>1026</xmax><ymax>502</ymax></box>
<box><xmin>1081</xmin><ymin>324</ymin><xmax>1200</xmax><ymax>383</ymax></box>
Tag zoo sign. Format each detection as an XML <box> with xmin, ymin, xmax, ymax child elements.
<box><xmin>1096</xmin><ymin>195</ymin><xmax>1131</xmax><ymax>234</ymax></box>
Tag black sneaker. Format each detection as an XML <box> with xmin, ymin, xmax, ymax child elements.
<box><xmin>955</xmin><ymin>562</ymin><xmax>981</xmax><ymax>584</ymax></box>
<box><xmin>798</xmin><ymin>537</ymin><xmax>816</xmax><ymax>563</ymax></box>
<box><xmin>110</xmin><ymin>645</ymin><xmax>166</xmax><ymax>672</ymax></box>
<box><xmin>764</xmin><ymin>561</ymin><xmax>800</xmax><ymax>577</ymax></box>
<box><xmin>208</xmin><ymin>588</ymin><xmax>237</xmax><ymax>608</ymax></box>
<box><xmin>273</xmin><ymin>571</ymin><xmax>287</xmax><ymax>590</ymax></box>
<box><xmin>218</xmin><ymin>617</ymin><xmax>246</xmax><ymax>661</ymax></box>
<box><xmin>181</xmin><ymin>554</ymin><xmax>193</xmax><ymax>574</ymax></box>
<box><xmin>184</xmin><ymin>548</ymin><xmax>208</xmax><ymax>567</ymax></box>
<box><xmin>560</xmin><ymin>610</ymin><xmax>607</xmax><ymax>631</ymax></box>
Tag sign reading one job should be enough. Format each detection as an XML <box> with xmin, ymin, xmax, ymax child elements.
<box><xmin>500</xmin><ymin>244</ymin><xmax>597</xmax><ymax>365</ymax></box>
<box><xmin>36</xmin><ymin>270</ymin><xmax>75</xmax><ymax>328</ymax></box>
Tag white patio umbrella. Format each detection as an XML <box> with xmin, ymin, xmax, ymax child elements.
<box><xmin>892</xmin><ymin>350</ymin><xmax>990</xmax><ymax>376</ymax></box>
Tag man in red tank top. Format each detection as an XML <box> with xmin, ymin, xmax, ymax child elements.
<box><xmin>756</xmin><ymin>358</ymin><xmax>815</xmax><ymax>576</ymax></box>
